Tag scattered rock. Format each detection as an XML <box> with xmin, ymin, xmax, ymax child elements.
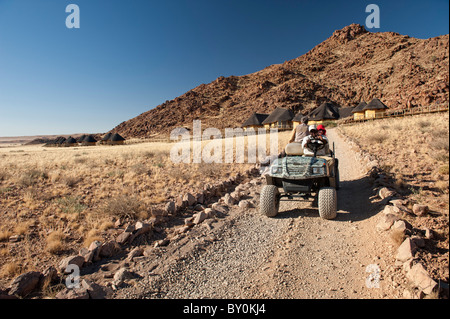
<box><xmin>127</xmin><ymin>247</ymin><xmax>143</xmax><ymax>261</ymax></box>
<box><xmin>223</xmin><ymin>193</ymin><xmax>235</xmax><ymax>206</ymax></box>
<box><xmin>81</xmin><ymin>279</ymin><xmax>109</xmax><ymax>299</ymax></box>
<box><xmin>113</xmin><ymin>267</ymin><xmax>136</xmax><ymax>287</ymax></box>
<box><xmin>116</xmin><ymin>231</ymin><xmax>132</xmax><ymax>245</ymax></box>
<box><xmin>193</xmin><ymin>211</ymin><xmax>208</xmax><ymax>225</ymax></box>
<box><xmin>411</xmin><ymin>236</ymin><xmax>425</xmax><ymax>248</ymax></box>
<box><xmin>59</xmin><ymin>255</ymin><xmax>85</xmax><ymax>274</ymax></box>
<box><xmin>39</xmin><ymin>266</ymin><xmax>58</xmax><ymax>289</ymax></box>
<box><xmin>114</xmin><ymin>219</ymin><xmax>123</xmax><ymax>228</ymax></box>
<box><xmin>424</xmin><ymin>228</ymin><xmax>434</xmax><ymax>239</ymax></box>
<box><xmin>238</xmin><ymin>200</ymin><xmax>251</xmax><ymax>210</ymax></box>
<box><xmin>154</xmin><ymin>239</ymin><xmax>169</xmax><ymax>247</ymax></box>
<box><xmin>184</xmin><ymin>193</ymin><xmax>196</xmax><ymax>206</ymax></box>
<box><xmin>396</xmin><ymin>238</ymin><xmax>417</xmax><ymax>262</ymax></box>
<box><xmin>8</xmin><ymin>271</ymin><xmax>42</xmax><ymax>297</ymax></box>
<box><xmin>56</xmin><ymin>287</ymin><xmax>90</xmax><ymax>299</ymax></box>
<box><xmin>406</xmin><ymin>263</ymin><xmax>438</xmax><ymax>295</ymax></box>
<box><xmin>177</xmin><ymin>225</ymin><xmax>191</xmax><ymax>234</ymax></box>
<box><xmin>165</xmin><ymin>201</ymin><xmax>176</xmax><ymax>215</ymax></box>
<box><xmin>378</xmin><ymin>187</ymin><xmax>396</xmax><ymax>199</ymax></box>
<box><xmin>391</xmin><ymin>220</ymin><xmax>411</xmax><ymax>232</ymax></box>
<box><xmin>134</xmin><ymin>221</ymin><xmax>152</xmax><ymax>237</ymax></box>
<box><xmin>99</xmin><ymin>240</ymin><xmax>121</xmax><ymax>258</ymax></box>
<box><xmin>412</xmin><ymin>204</ymin><xmax>429</xmax><ymax>216</ymax></box>
<box><xmin>204</xmin><ymin>208</ymin><xmax>215</xmax><ymax>218</ymax></box>
<box><xmin>9</xmin><ymin>235</ymin><xmax>23</xmax><ymax>243</ymax></box>
<box><xmin>376</xmin><ymin>213</ymin><xmax>399</xmax><ymax>231</ymax></box>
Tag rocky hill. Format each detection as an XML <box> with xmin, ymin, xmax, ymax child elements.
<box><xmin>110</xmin><ymin>24</ymin><xmax>449</xmax><ymax>138</ymax></box>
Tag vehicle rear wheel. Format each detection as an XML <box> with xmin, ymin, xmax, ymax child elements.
<box><xmin>318</xmin><ymin>187</ymin><xmax>337</xmax><ymax>219</ymax></box>
<box><xmin>260</xmin><ymin>185</ymin><xmax>280</xmax><ymax>217</ymax></box>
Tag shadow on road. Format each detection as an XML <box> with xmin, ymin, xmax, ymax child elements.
<box><xmin>275</xmin><ymin>175</ymin><xmax>382</xmax><ymax>222</ymax></box>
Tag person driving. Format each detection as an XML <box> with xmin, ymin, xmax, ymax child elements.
<box><xmin>302</xmin><ymin>127</ymin><xmax>329</xmax><ymax>156</ymax></box>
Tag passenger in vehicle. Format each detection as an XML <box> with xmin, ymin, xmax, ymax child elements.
<box><xmin>316</xmin><ymin>124</ymin><xmax>327</xmax><ymax>136</ymax></box>
<box><xmin>288</xmin><ymin>117</ymin><xmax>310</xmax><ymax>143</ymax></box>
<box><xmin>301</xmin><ymin>128</ymin><xmax>330</xmax><ymax>156</ymax></box>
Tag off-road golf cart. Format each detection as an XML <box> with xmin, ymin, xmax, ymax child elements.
<box><xmin>260</xmin><ymin>138</ymin><xmax>339</xmax><ymax>219</ymax></box>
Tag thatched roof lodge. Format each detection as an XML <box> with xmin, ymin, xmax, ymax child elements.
<box><xmin>241</xmin><ymin>113</ymin><xmax>269</xmax><ymax>131</ymax></box>
<box><xmin>363</xmin><ymin>98</ymin><xmax>389</xmax><ymax>119</ymax></box>
<box><xmin>64</xmin><ymin>137</ymin><xmax>78</xmax><ymax>147</ymax></box>
<box><xmin>307</xmin><ymin>102</ymin><xmax>354</xmax><ymax>124</ymax></box>
<box><xmin>351</xmin><ymin>101</ymin><xmax>368</xmax><ymax>120</ymax></box>
<box><xmin>76</xmin><ymin>135</ymin><xmax>87</xmax><ymax>143</ymax></box>
<box><xmin>262</xmin><ymin>108</ymin><xmax>294</xmax><ymax>130</ymax></box>
<box><xmin>100</xmin><ymin>132</ymin><xmax>112</xmax><ymax>144</ymax></box>
<box><xmin>307</xmin><ymin>102</ymin><xmax>340</xmax><ymax>124</ymax></box>
<box><xmin>81</xmin><ymin>135</ymin><xmax>97</xmax><ymax>146</ymax></box>
<box><xmin>108</xmin><ymin>133</ymin><xmax>125</xmax><ymax>145</ymax></box>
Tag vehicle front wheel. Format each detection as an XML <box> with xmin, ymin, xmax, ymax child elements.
<box><xmin>260</xmin><ymin>185</ymin><xmax>280</xmax><ymax>217</ymax></box>
<box><xmin>318</xmin><ymin>187</ymin><xmax>337</xmax><ymax>220</ymax></box>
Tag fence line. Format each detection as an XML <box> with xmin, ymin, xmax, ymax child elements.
<box><xmin>337</xmin><ymin>103</ymin><xmax>449</xmax><ymax>125</ymax></box>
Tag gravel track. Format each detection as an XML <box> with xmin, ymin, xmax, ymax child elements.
<box><xmin>114</xmin><ymin>129</ymin><xmax>398</xmax><ymax>299</ymax></box>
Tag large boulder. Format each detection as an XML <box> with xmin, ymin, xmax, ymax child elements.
<box><xmin>8</xmin><ymin>271</ymin><xmax>42</xmax><ymax>297</ymax></box>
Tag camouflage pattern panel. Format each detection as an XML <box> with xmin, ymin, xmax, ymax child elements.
<box><xmin>269</xmin><ymin>156</ymin><xmax>328</xmax><ymax>180</ymax></box>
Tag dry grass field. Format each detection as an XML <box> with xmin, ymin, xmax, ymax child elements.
<box><xmin>339</xmin><ymin>112</ymin><xmax>449</xmax><ymax>283</ymax></box>
<box><xmin>0</xmin><ymin>131</ymin><xmax>290</xmax><ymax>287</ymax></box>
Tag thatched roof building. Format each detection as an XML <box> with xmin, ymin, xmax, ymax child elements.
<box><xmin>351</xmin><ymin>101</ymin><xmax>367</xmax><ymax>120</ymax></box>
<box><xmin>242</xmin><ymin>113</ymin><xmax>269</xmax><ymax>130</ymax></box>
<box><xmin>108</xmin><ymin>133</ymin><xmax>125</xmax><ymax>145</ymax></box>
<box><xmin>100</xmin><ymin>132</ymin><xmax>112</xmax><ymax>144</ymax></box>
<box><xmin>76</xmin><ymin>135</ymin><xmax>87</xmax><ymax>143</ymax></box>
<box><xmin>262</xmin><ymin>108</ymin><xmax>294</xmax><ymax>129</ymax></box>
<box><xmin>81</xmin><ymin>135</ymin><xmax>97</xmax><ymax>146</ymax></box>
<box><xmin>363</xmin><ymin>98</ymin><xmax>388</xmax><ymax>119</ymax></box>
<box><xmin>307</xmin><ymin>102</ymin><xmax>340</xmax><ymax>124</ymax></box>
<box><xmin>64</xmin><ymin>137</ymin><xmax>77</xmax><ymax>147</ymax></box>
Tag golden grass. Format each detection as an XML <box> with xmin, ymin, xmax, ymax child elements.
<box><xmin>0</xmin><ymin>131</ymin><xmax>291</xmax><ymax>282</ymax></box>
<box><xmin>45</xmin><ymin>231</ymin><xmax>66</xmax><ymax>255</ymax></box>
<box><xmin>339</xmin><ymin>113</ymin><xmax>449</xmax><ymax>195</ymax></box>
<box><xmin>339</xmin><ymin>113</ymin><xmax>449</xmax><ymax>222</ymax></box>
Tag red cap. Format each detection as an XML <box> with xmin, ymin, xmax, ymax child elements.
<box><xmin>317</xmin><ymin>124</ymin><xmax>326</xmax><ymax>134</ymax></box>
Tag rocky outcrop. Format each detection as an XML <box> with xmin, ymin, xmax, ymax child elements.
<box><xmin>110</xmin><ymin>24</ymin><xmax>448</xmax><ymax>139</ymax></box>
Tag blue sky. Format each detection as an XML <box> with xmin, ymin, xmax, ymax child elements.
<box><xmin>0</xmin><ymin>0</ymin><xmax>448</xmax><ymax>136</ymax></box>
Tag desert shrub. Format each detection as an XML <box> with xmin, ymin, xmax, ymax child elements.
<box><xmin>0</xmin><ymin>170</ymin><xmax>7</xmax><ymax>182</ymax></box>
<box><xmin>83</xmin><ymin>228</ymin><xmax>103</xmax><ymax>247</ymax></box>
<box><xmin>99</xmin><ymin>195</ymin><xmax>146</xmax><ymax>220</ymax></box>
<box><xmin>0</xmin><ymin>228</ymin><xmax>13</xmax><ymax>242</ymax></box>
<box><xmin>438</xmin><ymin>165</ymin><xmax>449</xmax><ymax>175</ymax></box>
<box><xmin>367</xmin><ymin>133</ymin><xmax>388</xmax><ymax>144</ymax></box>
<box><xmin>55</xmin><ymin>196</ymin><xmax>87</xmax><ymax>214</ymax></box>
<box><xmin>18</xmin><ymin>169</ymin><xmax>48</xmax><ymax>187</ymax></box>
<box><xmin>431</xmin><ymin>136</ymin><xmax>449</xmax><ymax>153</ymax></box>
<box><xmin>45</xmin><ymin>230</ymin><xmax>66</xmax><ymax>254</ymax></box>
<box><xmin>60</xmin><ymin>174</ymin><xmax>82</xmax><ymax>188</ymax></box>
<box><xmin>0</xmin><ymin>262</ymin><xmax>23</xmax><ymax>278</ymax></box>
<box><xmin>131</xmin><ymin>163</ymin><xmax>151</xmax><ymax>176</ymax></box>
<box><xmin>73</xmin><ymin>157</ymin><xmax>87</xmax><ymax>164</ymax></box>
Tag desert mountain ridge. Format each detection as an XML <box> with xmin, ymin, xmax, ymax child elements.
<box><xmin>110</xmin><ymin>23</ymin><xmax>449</xmax><ymax>139</ymax></box>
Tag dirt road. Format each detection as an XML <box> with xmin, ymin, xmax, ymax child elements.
<box><xmin>114</xmin><ymin>129</ymin><xmax>399</xmax><ymax>299</ymax></box>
